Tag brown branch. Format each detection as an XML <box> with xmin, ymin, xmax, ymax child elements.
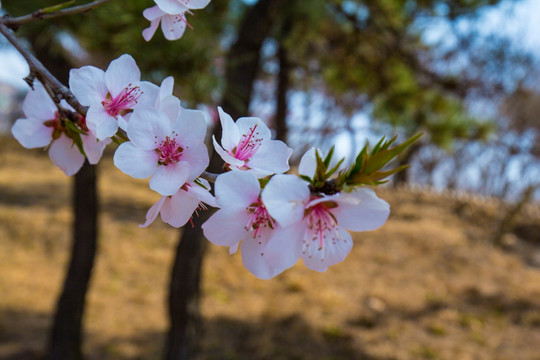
<box><xmin>1</xmin><ymin>0</ymin><xmax>113</xmax><ymax>29</ymax></box>
<box><xmin>0</xmin><ymin>22</ymin><xmax>87</xmax><ymax>115</ymax></box>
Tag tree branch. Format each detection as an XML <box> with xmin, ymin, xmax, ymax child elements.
<box><xmin>1</xmin><ymin>0</ymin><xmax>113</xmax><ymax>29</ymax></box>
<box><xmin>0</xmin><ymin>22</ymin><xmax>87</xmax><ymax>115</ymax></box>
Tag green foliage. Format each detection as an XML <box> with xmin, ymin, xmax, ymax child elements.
<box><xmin>338</xmin><ymin>133</ymin><xmax>422</xmax><ymax>187</ymax></box>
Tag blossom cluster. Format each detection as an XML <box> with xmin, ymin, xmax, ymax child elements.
<box><xmin>11</xmin><ymin>52</ymin><xmax>393</xmax><ymax>279</ymax></box>
<box><xmin>142</xmin><ymin>0</ymin><xmax>211</xmax><ymax>41</ymax></box>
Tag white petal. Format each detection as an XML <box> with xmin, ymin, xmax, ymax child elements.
<box><xmin>214</xmin><ymin>171</ymin><xmax>260</xmax><ymax>210</ymax></box>
<box><xmin>262</xmin><ymin>174</ymin><xmax>310</xmax><ymax>227</ymax></box>
<box><xmin>105</xmin><ymin>54</ymin><xmax>141</xmax><ymax>98</ymax></box>
<box><xmin>160</xmin><ymin>189</ymin><xmax>199</xmax><ymax>227</ymax></box>
<box><xmin>143</xmin><ymin>5</ymin><xmax>165</xmax><ymax>20</ymax></box>
<box><xmin>113</xmin><ymin>142</ymin><xmax>158</xmax><ymax>178</ymax></box>
<box><xmin>22</xmin><ymin>82</ymin><xmax>57</xmax><ymax>120</ymax></box>
<box><xmin>212</xmin><ymin>136</ymin><xmax>244</xmax><ymax>167</ymax></box>
<box><xmin>149</xmin><ymin>162</ymin><xmax>190</xmax><ymax>196</ymax></box>
<box><xmin>236</xmin><ymin>116</ymin><xmax>271</xmax><ymax>142</ymax></box>
<box><xmin>217</xmin><ymin>107</ymin><xmax>240</xmax><ymax>151</ymax></box>
<box><xmin>185</xmin><ymin>0</ymin><xmax>211</xmax><ymax>9</ymax></box>
<box><xmin>160</xmin><ymin>96</ymin><xmax>181</xmax><ymax>122</ymax></box>
<box><xmin>264</xmin><ymin>224</ymin><xmax>304</xmax><ymax>271</ymax></box>
<box><xmin>181</xmin><ymin>142</ymin><xmax>209</xmax><ymax>181</ymax></box>
<box><xmin>161</xmin><ymin>14</ymin><xmax>187</xmax><ymax>41</ymax></box>
<box><xmin>202</xmin><ymin>209</ymin><xmax>251</xmax><ymax>247</ymax></box>
<box><xmin>248</xmin><ymin>139</ymin><xmax>291</xmax><ymax>175</ymax></box>
<box><xmin>188</xmin><ymin>182</ymin><xmax>217</xmax><ymax>207</ymax></box>
<box><xmin>140</xmin><ymin>196</ymin><xmax>166</xmax><ymax>227</ymax></box>
<box><xmin>160</xmin><ymin>76</ymin><xmax>175</xmax><ymax>98</ymax></box>
<box><xmin>298</xmin><ymin>147</ymin><xmax>317</xmax><ymax>179</ymax></box>
<box><xmin>241</xmin><ymin>232</ymin><xmax>285</xmax><ymax>279</ymax></box>
<box><xmin>302</xmin><ymin>227</ymin><xmax>353</xmax><ymax>272</ymax></box>
<box><xmin>137</xmin><ymin>81</ymin><xmax>160</xmax><ymax>109</ymax></box>
<box><xmin>48</xmin><ymin>135</ymin><xmax>85</xmax><ymax>176</ymax></box>
<box><xmin>154</xmin><ymin>0</ymin><xmax>189</xmax><ymax>14</ymax></box>
<box><xmin>11</xmin><ymin>118</ymin><xmax>52</xmax><ymax>148</ymax></box>
<box><xmin>82</xmin><ymin>132</ymin><xmax>110</xmax><ymax>164</ymax></box>
<box><xmin>69</xmin><ymin>66</ymin><xmax>107</xmax><ymax>106</ymax></box>
<box><xmin>86</xmin><ymin>104</ymin><xmax>118</xmax><ymax>140</ymax></box>
<box><xmin>332</xmin><ymin>188</ymin><xmax>390</xmax><ymax>232</ymax></box>
<box><xmin>127</xmin><ymin>109</ymin><xmax>171</xmax><ymax>150</ymax></box>
<box><xmin>174</xmin><ymin>109</ymin><xmax>207</xmax><ymax>144</ymax></box>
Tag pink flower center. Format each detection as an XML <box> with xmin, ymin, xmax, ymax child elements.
<box><xmin>304</xmin><ymin>201</ymin><xmax>340</xmax><ymax>259</ymax></box>
<box><xmin>155</xmin><ymin>135</ymin><xmax>184</xmax><ymax>165</ymax></box>
<box><xmin>102</xmin><ymin>84</ymin><xmax>142</xmax><ymax>117</ymax></box>
<box><xmin>171</xmin><ymin>13</ymin><xmax>193</xmax><ymax>30</ymax></box>
<box><xmin>230</xmin><ymin>124</ymin><xmax>262</xmax><ymax>162</ymax></box>
<box><xmin>245</xmin><ymin>198</ymin><xmax>275</xmax><ymax>241</ymax></box>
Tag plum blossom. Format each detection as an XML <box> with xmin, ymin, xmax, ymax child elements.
<box><xmin>143</xmin><ymin>0</ymin><xmax>211</xmax><ymax>41</ymax></box>
<box><xmin>113</xmin><ymin>108</ymin><xmax>209</xmax><ymax>196</ymax></box>
<box><xmin>11</xmin><ymin>81</ymin><xmax>109</xmax><ymax>176</ymax></box>
<box><xmin>69</xmin><ymin>54</ymin><xmax>144</xmax><ymax>140</ymax></box>
<box><xmin>141</xmin><ymin>179</ymin><xmax>216</xmax><ymax>228</ymax></box>
<box><xmin>202</xmin><ymin>171</ymin><xmax>286</xmax><ymax>279</ymax></box>
<box><xmin>261</xmin><ymin>150</ymin><xmax>390</xmax><ymax>272</ymax></box>
<box><xmin>213</xmin><ymin>107</ymin><xmax>292</xmax><ymax>178</ymax></box>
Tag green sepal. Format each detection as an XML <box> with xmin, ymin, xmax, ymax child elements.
<box><xmin>363</xmin><ymin>133</ymin><xmax>421</xmax><ymax>174</ymax></box>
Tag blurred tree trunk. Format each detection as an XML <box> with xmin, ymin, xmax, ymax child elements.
<box><xmin>47</xmin><ymin>161</ymin><xmax>98</xmax><ymax>360</ymax></box>
<box><xmin>27</xmin><ymin>36</ymin><xmax>99</xmax><ymax>360</ymax></box>
<box><xmin>275</xmin><ymin>38</ymin><xmax>291</xmax><ymax>143</ymax></box>
<box><xmin>163</xmin><ymin>1</ymin><xmax>287</xmax><ymax>359</ymax></box>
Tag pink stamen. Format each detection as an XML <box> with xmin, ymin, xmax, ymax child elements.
<box><xmin>173</xmin><ymin>13</ymin><xmax>193</xmax><ymax>30</ymax></box>
<box><xmin>245</xmin><ymin>198</ymin><xmax>275</xmax><ymax>240</ymax></box>
<box><xmin>231</xmin><ymin>124</ymin><xmax>262</xmax><ymax>162</ymax></box>
<box><xmin>155</xmin><ymin>134</ymin><xmax>184</xmax><ymax>165</ymax></box>
<box><xmin>304</xmin><ymin>201</ymin><xmax>340</xmax><ymax>261</ymax></box>
<box><xmin>102</xmin><ymin>84</ymin><xmax>142</xmax><ymax>117</ymax></box>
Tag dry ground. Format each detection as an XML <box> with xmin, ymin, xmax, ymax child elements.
<box><xmin>1</xmin><ymin>136</ymin><xmax>540</xmax><ymax>360</ymax></box>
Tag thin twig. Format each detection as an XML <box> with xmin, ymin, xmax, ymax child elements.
<box><xmin>1</xmin><ymin>0</ymin><xmax>113</xmax><ymax>29</ymax></box>
<box><xmin>0</xmin><ymin>22</ymin><xmax>88</xmax><ymax>115</ymax></box>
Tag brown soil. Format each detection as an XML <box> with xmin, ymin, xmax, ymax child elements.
<box><xmin>1</xmin><ymin>137</ymin><xmax>540</xmax><ymax>360</ymax></box>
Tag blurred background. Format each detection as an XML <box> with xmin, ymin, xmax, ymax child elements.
<box><xmin>0</xmin><ymin>0</ymin><xmax>539</xmax><ymax>359</ymax></box>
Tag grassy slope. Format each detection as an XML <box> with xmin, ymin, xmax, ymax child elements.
<box><xmin>1</xmin><ymin>137</ymin><xmax>539</xmax><ymax>360</ymax></box>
